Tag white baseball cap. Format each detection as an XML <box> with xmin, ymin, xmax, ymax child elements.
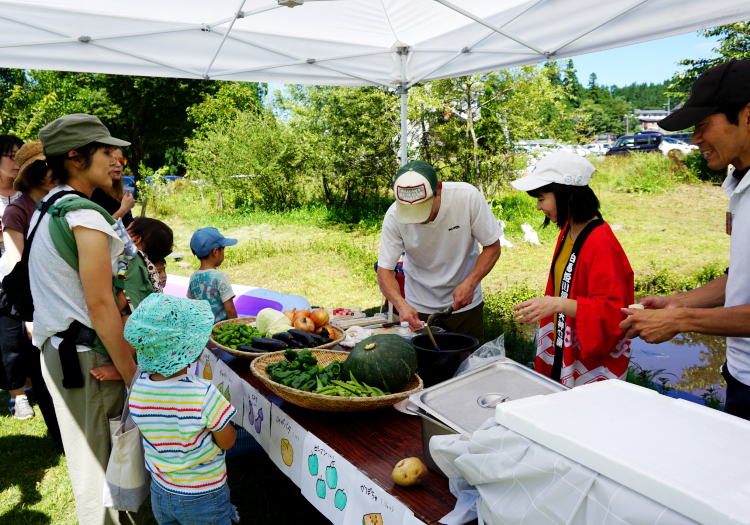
<box><xmin>394</xmin><ymin>160</ymin><xmax>438</xmax><ymax>224</ymax></box>
<box><xmin>511</xmin><ymin>151</ymin><xmax>595</xmax><ymax>192</ymax></box>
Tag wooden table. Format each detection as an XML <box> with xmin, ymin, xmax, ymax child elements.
<box><xmin>211</xmin><ymin>346</ymin><xmax>472</xmax><ymax>525</ymax></box>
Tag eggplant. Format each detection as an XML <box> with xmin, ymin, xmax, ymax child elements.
<box><xmin>273</xmin><ymin>332</ymin><xmax>303</xmax><ymax>348</ymax></box>
<box><xmin>307</xmin><ymin>332</ymin><xmax>333</xmax><ymax>346</ymax></box>
<box><xmin>288</xmin><ymin>329</ymin><xmax>316</xmax><ymax>348</ymax></box>
<box><xmin>250</xmin><ymin>337</ymin><xmax>288</xmax><ymax>351</ymax></box>
<box><xmin>238</xmin><ymin>345</ymin><xmax>271</xmax><ymax>354</ymax></box>
<box><xmin>318</xmin><ymin>328</ymin><xmax>330</xmax><ymax>339</ymax></box>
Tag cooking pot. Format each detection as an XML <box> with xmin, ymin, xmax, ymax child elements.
<box><xmin>411</xmin><ymin>332</ymin><xmax>479</xmax><ymax>387</ymax></box>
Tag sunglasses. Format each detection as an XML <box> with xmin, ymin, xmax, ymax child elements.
<box><xmin>117</xmin><ymin>157</ymin><xmax>127</xmax><ymax>166</ymax></box>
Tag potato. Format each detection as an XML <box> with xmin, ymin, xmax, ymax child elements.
<box><xmin>391</xmin><ymin>457</ymin><xmax>428</xmax><ymax>486</ymax></box>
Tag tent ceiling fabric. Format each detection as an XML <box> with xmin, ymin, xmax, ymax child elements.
<box><xmin>1</xmin><ymin>0</ymin><xmax>749</xmax><ymax>87</ymax></box>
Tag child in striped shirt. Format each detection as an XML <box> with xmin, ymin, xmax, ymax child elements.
<box><xmin>124</xmin><ymin>294</ymin><xmax>239</xmax><ymax>525</ymax></box>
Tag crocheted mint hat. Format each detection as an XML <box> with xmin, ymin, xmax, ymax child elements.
<box><xmin>124</xmin><ymin>294</ymin><xmax>214</xmax><ymax>376</ymax></box>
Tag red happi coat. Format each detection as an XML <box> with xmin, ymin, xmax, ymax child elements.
<box><xmin>536</xmin><ymin>221</ymin><xmax>634</xmax><ymax>388</ymax></box>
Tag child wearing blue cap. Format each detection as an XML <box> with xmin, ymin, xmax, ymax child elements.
<box><xmin>125</xmin><ymin>294</ymin><xmax>239</xmax><ymax>524</ymax></box>
<box><xmin>188</xmin><ymin>227</ymin><xmax>238</xmax><ymax>322</ymax></box>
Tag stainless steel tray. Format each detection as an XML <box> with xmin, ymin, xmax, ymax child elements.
<box><xmin>408</xmin><ymin>357</ymin><xmax>567</xmax><ymax>437</ymax></box>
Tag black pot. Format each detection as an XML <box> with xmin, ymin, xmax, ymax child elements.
<box><xmin>411</xmin><ymin>333</ymin><xmax>480</xmax><ymax>387</ymax></box>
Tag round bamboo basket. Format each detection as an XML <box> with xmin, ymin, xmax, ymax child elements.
<box><xmin>250</xmin><ymin>349</ymin><xmax>423</xmax><ymax>412</ymax></box>
<box><xmin>209</xmin><ymin>318</ymin><xmax>345</xmax><ymax>360</ymax></box>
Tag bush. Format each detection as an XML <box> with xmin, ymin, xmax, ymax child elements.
<box><xmin>484</xmin><ymin>285</ymin><xmax>540</xmax><ymax>367</ymax></box>
<box><xmin>682</xmin><ymin>151</ymin><xmax>728</xmax><ymax>184</ymax></box>
<box><xmin>634</xmin><ymin>260</ymin><xmax>726</xmax><ymax>296</ymax></box>
<box><xmin>594</xmin><ymin>153</ymin><xmax>696</xmax><ymax>194</ymax></box>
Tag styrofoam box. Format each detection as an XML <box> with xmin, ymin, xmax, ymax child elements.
<box><xmin>495</xmin><ymin>380</ymin><xmax>750</xmax><ymax>525</ymax></box>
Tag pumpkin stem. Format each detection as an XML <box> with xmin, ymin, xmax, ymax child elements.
<box><xmin>364</xmin><ymin>343</ymin><xmax>377</xmax><ymax>351</ymax></box>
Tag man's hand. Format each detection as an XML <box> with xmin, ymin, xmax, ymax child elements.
<box><xmin>452</xmin><ymin>280</ymin><xmax>476</xmax><ymax>311</ymax></box>
<box><xmin>639</xmin><ymin>296</ymin><xmax>681</xmax><ymax>310</ymax></box>
<box><xmin>120</xmin><ymin>190</ymin><xmax>135</xmax><ymax>213</ymax></box>
<box><xmin>619</xmin><ymin>308</ymin><xmax>682</xmax><ymax>343</ymax></box>
<box><xmin>398</xmin><ymin>303</ymin><xmax>423</xmax><ymax>331</ymax></box>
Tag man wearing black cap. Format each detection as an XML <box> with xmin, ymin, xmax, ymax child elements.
<box><xmin>620</xmin><ymin>59</ymin><xmax>750</xmax><ymax>420</ymax></box>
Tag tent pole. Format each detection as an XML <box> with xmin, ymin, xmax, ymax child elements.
<box><xmin>400</xmin><ymin>47</ymin><xmax>409</xmax><ymax>166</ymax></box>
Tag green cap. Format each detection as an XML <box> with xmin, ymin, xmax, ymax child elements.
<box><xmin>394</xmin><ymin>160</ymin><xmax>439</xmax><ymax>224</ymax></box>
<box><xmin>39</xmin><ymin>114</ymin><xmax>130</xmax><ymax>156</ymax></box>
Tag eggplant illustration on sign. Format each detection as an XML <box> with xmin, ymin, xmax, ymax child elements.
<box><xmin>248</xmin><ymin>398</ymin><xmax>264</xmax><ymax>434</ymax></box>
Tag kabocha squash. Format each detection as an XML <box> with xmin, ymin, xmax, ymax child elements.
<box><xmin>341</xmin><ymin>334</ymin><xmax>418</xmax><ymax>393</ymax></box>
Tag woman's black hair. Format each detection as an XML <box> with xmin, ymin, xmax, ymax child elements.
<box><xmin>128</xmin><ymin>217</ymin><xmax>174</xmax><ymax>263</ymax></box>
<box><xmin>0</xmin><ymin>135</ymin><xmax>23</xmax><ymax>156</ymax></box>
<box><xmin>17</xmin><ymin>160</ymin><xmax>52</xmax><ymax>193</ymax></box>
<box><xmin>527</xmin><ymin>183</ymin><xmax>601</xmax><ymax>229</ymax></box>
<box><xmin>46</xmin><ymin>141</ymin><xmax>110</xmax><ymax>186</ymax></box>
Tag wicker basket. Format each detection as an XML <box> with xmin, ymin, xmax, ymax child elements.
<box><xmin>250</xmin><ymin>349</ymin><xmax>423</xmax><ymax>412</ymax></box>
<box><xmin>209</xmin><ymin>318</ymin><xmax>346</xmax><ymax>360</ymax></box>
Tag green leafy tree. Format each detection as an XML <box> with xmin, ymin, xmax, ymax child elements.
<box><xmin>275</xmin><ymin>85</ymin><xmax>399</xmax><ymax>208</ymax></box>
<box><xmin>100</xmin><ymin>76</ymin><xmax>219</xmax><ymax>180</ymax></box>
<box><xmin>668</xmin><ymin>22</ymin><xmax>750</xmax><ymax>98</ymax></box>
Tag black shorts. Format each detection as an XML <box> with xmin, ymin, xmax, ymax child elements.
<box><xmin>721</xmin><ymin>362</ymin><xmax>750</xmax><ymax>422</ymax></box>
<box><xmin>0</xmin><ymin>314</ymin><xmax>31</xmax><ymax>391</ymax></box>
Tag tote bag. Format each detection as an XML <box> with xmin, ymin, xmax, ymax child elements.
<box><xmin>103</xmin><ymin>370</ymin><xmax>151</xmax><ymax>512</ymax></box>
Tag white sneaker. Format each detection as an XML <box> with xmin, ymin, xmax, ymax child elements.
<box><xmin>14</xmin><ymin>395</ymin><xmax>34</xmax><ymax>420</ymax></box>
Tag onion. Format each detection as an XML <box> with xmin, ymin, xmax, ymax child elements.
<box><xmin>310</xmin><ymin>308</ymin><xmax>330</xmax><ymax>328</ymax></box>
<box><xmin>294</xmin><ymin>316</ymin><xmax>316</xmax><ymax>333</ymax></box>
<box><xmin>283</xmin><ymin>309</ymin><xmax>296</xmax><ymax>322</ymax></box>
<box><xmin>293</xmin><ymin>309</ymin><xmax>312</xmax><ymax>322</ymax></box>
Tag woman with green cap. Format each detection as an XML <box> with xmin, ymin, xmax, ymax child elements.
<box><xmin>31</xmin><ymin>114</ymin><xmax>142</xmax><ymax>525</ymax></box>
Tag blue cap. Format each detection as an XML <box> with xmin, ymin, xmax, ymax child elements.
<box><xmin>190</xmin><ymin>227</ymin><xmax>238</xmax><ymax>258</ymax></box>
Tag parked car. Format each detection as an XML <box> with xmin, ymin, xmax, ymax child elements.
<box><xmin>584</xmin><ymin>144</ymin><xmax>605</xmax><ymax>156</ymax></box>
<box><xmin>659</xmin><ymin>136</ymin><xmax>698</xmax><ymax>156</ymax></box>
<box><xmin>605</xmin><ymin>134</ymin><xmax>662</xmax><ymax>156</ymax></box>
<box><xmin>668</xmin><ymin>132</ymin><xmax>694</xmax><ymax>144</ymax></box>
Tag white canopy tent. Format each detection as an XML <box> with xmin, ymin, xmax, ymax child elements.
<box><xmin>2</xmin><ymin>0</ymin><xmax>750</xmax><ymax>164</ymax></box>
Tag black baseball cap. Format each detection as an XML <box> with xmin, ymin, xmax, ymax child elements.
<box><xmin>658</xmin><ymin>59</ymin><xmax>750</xmax><ymax>131</ymax></box>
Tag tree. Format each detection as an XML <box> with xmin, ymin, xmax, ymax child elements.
<box><xmin>100</xmin><ymin>76</ymin><xmax>220</xmax><ymax>180</ymax></box>
<box><xmin>562</xmin><ymin>59</ymin><xmax>585</xmax><ymax>108</ymax></box>
<box><xmin>668</xmin><ymin>21</ymin><xmax>750</xmax><ymax>98</ymax></box>
<box><xmin>275</xmin><ymin>85</ymin><xmax>399</xmax><ymax>208</ymax></box>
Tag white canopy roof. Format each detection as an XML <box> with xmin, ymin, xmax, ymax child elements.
<box><xmin>1</xmin><ymin>0</ymin><xmax>749</xmax><ymax>88</ymax></box>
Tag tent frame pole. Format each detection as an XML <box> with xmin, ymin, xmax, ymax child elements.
<box><xmin>432</xmin><ymin>0</ymin><xmax>547</xmax><ymax>56</ymax></box>
<box><xmin>399</xmin><ymin>47</ymin><xmax>408</xmax><ymax>167</ymax></box>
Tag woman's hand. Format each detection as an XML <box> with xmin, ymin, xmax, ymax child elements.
<box><xmin>513</xmin><ymin>296</ymin><xmax>568</xmax><ymax>325</ymax></box>
<box><xmin>119</xmin><ymin>190</ymin><xmax>135</xmax><ymax>213</ymax></box>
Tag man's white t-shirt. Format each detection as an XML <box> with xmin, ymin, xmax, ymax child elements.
<box><xmin>29</xmin><ymin>185</ymin><xmax>124</xmax><ymax>351</ymax></box>
<box><xmin>723</xmin><ymin>169</ymin><xmax>750</xmax><ymax>386</ymax></box>
<box><xmin>378</xmin><ymin>182</ymin><xmax>500</xmax><ymax>314</ymax></box>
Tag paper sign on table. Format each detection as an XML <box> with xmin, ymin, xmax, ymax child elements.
<box><xmin>300</xmin><ymin>432</ymin><xmax>356</xmax><ymax>525</ymax></box>
<box><xmin>241</xmin><ymin>381</ymin><xmax>272</xmax><ymax>453</ymax></box>
<box><xmin>345</xmin><ymin>469</ymin><xmax>409</xmax><ymax>525</ymax></box>
<box><xmin>270</xmin><ymin>406</ymin><xmax>308</xmax><ymax>487</ymax></box>
<box><xmin>195</xmin><ymin>349</ymin><xmax>244</xmax><ymax>426</ymax></box>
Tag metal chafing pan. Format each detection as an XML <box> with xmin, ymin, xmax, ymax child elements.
<box><xmin>407</xmin><ymin>358</ymin><xmax>567</xmax><ymax>474</ymax></box>
<box><xmin>409</xmin><ymin>357</ymin><xmax>567</xmax><ymax>438</ymax></box>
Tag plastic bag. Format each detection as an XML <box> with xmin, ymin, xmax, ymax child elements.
<box><xmin>453</xmin><ymin>334</ymin><xmax>505</xmax><ymax>377</ymax></box>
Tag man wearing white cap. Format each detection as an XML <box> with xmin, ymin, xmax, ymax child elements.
<box><xmin>511</xmin><ymin>152</ymin><xmax>634</xmax><ymax>388</ymax></box>
<box><xmin>377</xmin><ymin>160</ymin><xmax>501</xmax><ymax>343</ymax></box>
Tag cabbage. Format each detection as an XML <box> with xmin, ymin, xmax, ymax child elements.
<box><xmin>256</xmin><ymin>308</ymin><xmax>288</xmax><ymax>335</ymax></box>
<box><xmin>266</xmin><ymin>318</ymin><xmax>293</xmax><ymax>338</ymax></box>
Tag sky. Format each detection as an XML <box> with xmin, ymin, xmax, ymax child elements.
<box><xmin>568</xmin><ymin>30</ymin><xmax>720</xmax><ymax>87</ymax></box>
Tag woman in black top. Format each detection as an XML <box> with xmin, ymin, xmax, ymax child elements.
<box><xmin>90</xmin><ymin>147</ymin><xmax>135</xmax><ymax>226</ymax></box>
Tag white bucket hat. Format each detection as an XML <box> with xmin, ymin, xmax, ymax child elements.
<box><xmin>511</xmin><ymin>151</ymin><xmax>595</xmax><ymax>191</ymax></box>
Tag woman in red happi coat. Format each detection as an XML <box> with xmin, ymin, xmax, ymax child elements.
<box><xmin>511</xmin><ymin>152</ymin><xmax>634</xmax><ymax>388</ymax></box>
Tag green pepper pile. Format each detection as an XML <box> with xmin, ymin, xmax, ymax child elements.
<box><xmin>212</xmin><ymin>323</ymin><xmax>262</xmax><ymax>349</ymax></box>
<box><xmin>266</xmin><ymin>349</ymin><xmax>391</xmax><ymax>397</ymax></box>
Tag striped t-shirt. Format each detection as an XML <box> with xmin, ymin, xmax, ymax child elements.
<box><xmin>129</xmin><ymin>372</ymin><xmax>236</xmax><ymax>495</ymax></box>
